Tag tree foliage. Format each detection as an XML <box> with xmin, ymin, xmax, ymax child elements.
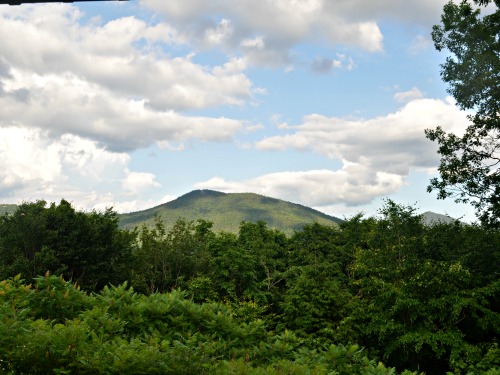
<box><xmin>0</xmin><ymin>200</ymin><xmax>136</xmax><ymax>290</ymax></box>
<box><xmin>426</xmin><ymin>0</ymin><xmax>500</xmax><ymax>226</ymax></box>
<box><xmin>0</xmin><ymin>273</ymin><xmax>414</xmax><ymax>375</ymax></box>
<box><xmin>0</xmin><ymin>200</ymin><xmax>499</xmax><ymax>374</ymax></box>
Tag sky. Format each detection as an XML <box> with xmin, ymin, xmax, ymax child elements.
<box><xmin>0</xmin><ymin>0</ymin><xmax>479</xmax><ymax>221</ymax></box>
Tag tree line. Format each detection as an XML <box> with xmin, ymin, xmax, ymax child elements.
<box><xmin>0</xmin><ymin>199</ymin><xmax>499</xmax><ymax>374</ymax></box>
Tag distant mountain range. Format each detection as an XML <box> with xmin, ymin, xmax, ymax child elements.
<box><xmin>118</xmin><ymin>190</ymin><xmax>343</xmax><ymax>235</ymax></box>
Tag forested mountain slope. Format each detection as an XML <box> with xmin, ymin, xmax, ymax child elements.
<box><xmin>118</xmin><ymin>189</ymin><xmax>343</xmax><ymax>234</ymax></box>
<box><xmin>421</xmin><ymin>211</ymin><xmax>456</xmax><ymax>225</ymax></box>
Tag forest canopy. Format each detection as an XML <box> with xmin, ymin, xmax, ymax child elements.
<box><xmin>0</xmin><ymin>199</ymin><xmax>499</xmax><ymax>374</ymax></box>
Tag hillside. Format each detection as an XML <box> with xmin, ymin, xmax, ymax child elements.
<box><xmin>0</xmin><ymin>198</ymin><xmax>460</xmax><ymax>234</ymax></box>
<box><xmin>118</xmin><ymin>189</ymin><xmax>343</xmax><ymax>235</ymax></box>
<box><xmin>421</xmin><ymin>211</ymin><xmax>456</xmax><ymax>225</ymax></box>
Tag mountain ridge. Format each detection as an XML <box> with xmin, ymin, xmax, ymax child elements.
<box><xmin>118</xmin><ymin>189</ymin><xmax>343</xmax><ymax>235</ymax></box>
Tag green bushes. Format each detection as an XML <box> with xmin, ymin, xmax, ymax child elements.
<box><xmin>0</xmin><ymin>274</ymin><xmax>415</xmax><ymax>375</ymax></box>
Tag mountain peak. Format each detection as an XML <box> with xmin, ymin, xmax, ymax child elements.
<box><xmin>421</xmin><ymin>211</ymin><xmax>456</xmax><ymax>225</ymax></box>
<box><xmin>181</xmin><ymin>189</ymin><xmax>227</xmax><ymax>199</ymax></box>
<box><xmin>118</xmin><ymin>190</ymin><xmax>342</xmax><ymax>235</ymax></box>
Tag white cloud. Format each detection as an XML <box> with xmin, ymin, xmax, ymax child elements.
<box><xmin>0</xmin><ymin>127</ymin><xmax>62</xmax><ymax>195</ymax></box>
<box><xmin>221</xmin><ymin>98</ymin><xmax>469</xmax><ymax>207</ymax></box>
<box><xmin>142</xmin><ymin>0</ymin><xmax>385</xmax><ymax>65</ymax></box>
<box><xmin>409</xmin><ymin>35</ymin><xmax>432</xmax><ymax>54</ymax></box>
<box><xmin>195</xmin><ymin>166</ymin><xmax>405</xmax><ymax>207</ymax></box>
<box><xmin>122</xmin><ymin>169</ymin><xmax>161</xmax><ymax>194</ymax></box>
<box><xmin>256</xmin><ymin>97</ymin><xmax>468</xmax><ymax>173</ymax></box>
<box><xmin>393</xmin><ymin>87</ymin><xmax>424</xmax><ymax>102</ymax></box>
<box><xmin>0</xmin><ymin>127</ymin><xmax>165</xmax><ymax>212</ymax></box>
<box><xmin>311</xmin><ymin>58</ymin><xmax>341</xmax><ymax>74</ymax></box>
<box><xmin>92</xmin><ymin>193</ymin><xmax>177</xmax><ymax>214</ymax></box>
<box><xmin>325</xmin><ymin>0</ymin><xmax>446</xmax><ymax>25</ymax></box>
<box><xmin>311</xmin><ymin>54</ymin><xmax>355</xmax><ymax>74</ymax></box>
<box><xmin>0</xmin><ymin>0</ymin><xmax>458</xmax><ymax>215</ymax></box>
<box><xmin>160</xmin><ymin>194</ymin><xmax>177</xmax><ymax>204</ymax></box>
<box><xmin>204</xmin><ymin>18</ymin><xmax>234</xmax><ymax>47</ymax></box>
<box><xmin>0</xmin><ymin>69</ymin><xmax>243</xmax><ymax>152</ymax></box>
<box><xmin>141</xmin><ymin>0</ymin><xmax>448</xmax><ymax>66</ymax></box>
<box><xmin>0</xmin><ymin>5</ymin><xmax>251</xmax><ymax>151</ymax></box>
<box><xmin>91</xmin><ymin>198</ymin><xmax>164</xmax><ymax>214</ymax></box>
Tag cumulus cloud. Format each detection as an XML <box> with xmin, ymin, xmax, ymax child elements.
<box><xmin>408</xmin><ymin>35</ymin><xmax>433</xmax><ymax>54</ymax></box>
<box><xmin>142</xmin><ymin>0</ymin><xmax>385</xmax><ymax>66</ymax></box>
<box><xmin>196</xmin><ymin>98</ymin><xmax>470</xmax><ymax>208</ymax></box>
<box><xmin>326</xmin><ymin>0</ymin><xmax>446</xmax><ymax>25</ymax></box>
<box><xmin>311</xmin><ymin>58</ymin><xmax>342</xmax><ymax>74</ymax></box>
<box><xmin>393</xmin><ymin>87</ymin><xmax>424</xmax><ymax>102</ymax></box>
<box><xmin>122</xmin><ymin>169</ymin><xmax>161</xmax><ymax>194</ymax></box>
<box><xmin>0</xmin><ymin>127</ymin><xmax>63</xmax><ymax>196</ymax></box>
<box><xmin>0</xmin><ymin>5</ymin><xmax>252</xmax><ymax>151</ymax></box>
<box><xmin>195</xmin><ymin>166</ymin><xmax>405</xmax><ymax>207</ymax></box>
<box><xmin>256</xmin><ymin>97</ymin><xmax>468</xmax><ymax>175</ymax></box>
<box><xmin>0</xmin><ymin>70</ymin><xmax>243</xmax><ymax>151</ymax></box>
<box><xmin>0</xmin><ymin>6</ymin><xmax>252</xmax><ymax>111</ymax></box>
<box><xmin>0</xmin><ymin>127</ymin><xmax>163</xmax><ymax>212</ymax></box>
<box><xmin>142</xmin><ymin>0</ymin><xmax>448</xmax><ymax>66</ymax></box>
<box><xmin>0</xmin><ymin>0</ymin><xmax>457</xmax><ymax>214</ymax></box>
<box><xmin>311</xmin><ymin>54</ymin><xmax>355</xmax><ymax>74</ymax></box>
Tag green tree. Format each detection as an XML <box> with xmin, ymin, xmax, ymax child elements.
<box><xmin>207</xmin><ymin>230</ymin><xmax>258</xmax><ymax>302</ymax></box>
<box><xmin>0</xmin><ymin>200</ymin><xmax>136</xmax><ymax>290</ymax></box>
<box><xmin>0</xmin><ymin>200</ymin><xmax>48</xmax><ymax>279</ymax></box>
<box><xmin>238</xmin><ymin>221</ymin><xmax>288</xmax><ymax>304</ymax></box>
<box><xmin>426</xmin><ymin>0</ymin><xmax>500</xmax><ymax>226</ymax></box>
<box><xmin>280</xmin><ymin>264</ymin><xmax>353</xmax><ymax>344</ymax></box>
<box><xmin>132</xmin><ymin>217</ymin><xmax>214</xmax><ymax>294</ymax></box>
<box><xmin>1</xmin><ymin>274</ymin><xmax>418</xmax><ymax>375</ymax></box>
<box><xmin>349</xmin><ymin>202</ymin><xmax>500</xmax><ymax>374</ymax></box>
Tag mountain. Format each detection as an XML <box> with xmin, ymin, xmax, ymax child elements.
<box><xmin>0</xmin><ymin>197</ymin><xmax>461</xmax><ymax>233</ymax></box>
<box><xmin>118</xmin><ymin>190</ymin><xmax>343</xmax><ymax>235</ymax></box>
<box><xmin>421</xmin><ymin>211</ymin><xmax>456</xmax><ymax>225</ymax></box>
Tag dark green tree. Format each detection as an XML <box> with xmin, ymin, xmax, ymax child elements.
<box><xmin>0</xmin><ymin>200</ymin><xmax>49</xmax><ymax>279</ymax></box>
<box><xmin>237</xmin><ymin>221</ymin><xmax>288</xmax><ymax>304</ymax></box>
<box><xmin>349</xmin><ymin>202</ymin><xmax>500</xmax><ymax>374</ymax></box>
<box><xmin>426</xmin><ymin>0</ymin><xmax>500</xmax><ymax>226</ymax></box>
<box><xmin>132</xmin><ymin>217</ymin><xmax>214</xmax><ymax>294</ymax></box>
<box><xmin>0</xmin><ymin>200</ymin><xmax>136</xmax><ymax>290</ymax></box>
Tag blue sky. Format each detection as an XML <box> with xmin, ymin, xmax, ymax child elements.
<box><xmin>0</xmin><ymin>0</ymin><xmax>477</xmax><ymax>221</ymax></box>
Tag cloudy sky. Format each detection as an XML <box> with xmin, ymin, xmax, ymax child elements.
<box><xmin>0</xmin><ymin>0</ymin><xmax>477</xmax><ymax>220</ymax></box>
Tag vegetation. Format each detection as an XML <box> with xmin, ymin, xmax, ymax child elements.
<box><xmin>0</xmin><ymin>200</ymin><xmax>136</xmax><ymax>291</ymax></box>
<box><xmin>426</xmin><ymin>0</ymin><xmax>500</xmax><ymax>227</ymax></box>
<box><xmin>0</xmin><ymin>272</ymin><xmax>421</xmax><ymax>375</ymax></box>
<box><xmin>0</xmin><ymin>199</ymin><xmax>499</xmax><ymax>374</ymax></box>
<box><xmin>118</xmin><ymin>190</ymin><xmax>342</xmax><ymax>235</ymax></box>
<box><xmin>0</xmin><ymin>204</ymin><xmax>16</xmax><ymax>216</ymax></box>
<box><xmin>1</xmin><ymin>1</ymin><xmax>499</xmax><ymax>374</ymax></box>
